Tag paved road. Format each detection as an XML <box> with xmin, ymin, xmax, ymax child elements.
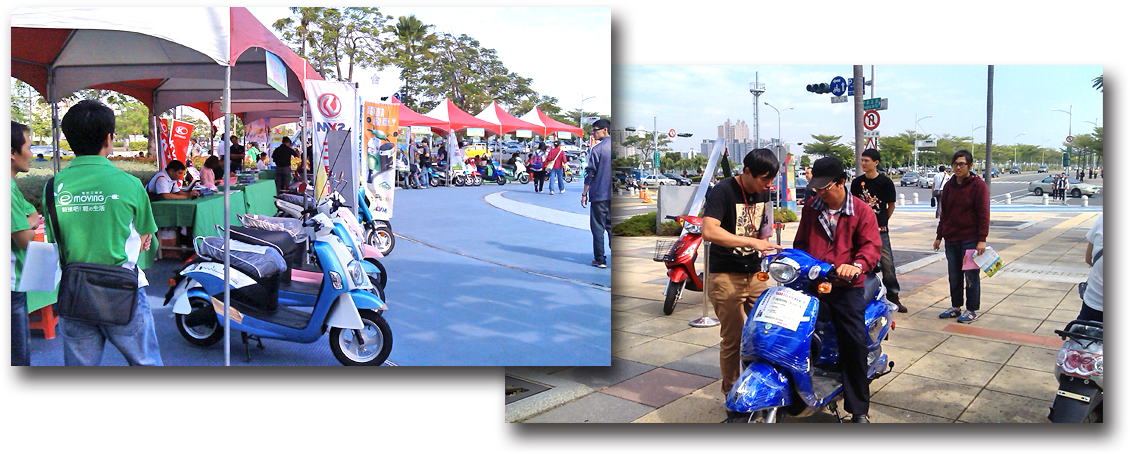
<box><xmin>893</xmin><ymin>172</ymin><xmax>1103</xmax><ymax>207</ymax></box>
<box><xmin>27</xmin><ymin>178</ymin><xmax>611</xmax><ymax>366</ymax></box>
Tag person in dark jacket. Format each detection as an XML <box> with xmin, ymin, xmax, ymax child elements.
<box><xmin>793</xmin><ymin>156</ymin><xmax>882</xmax><ymax>423</ymax></box>
<box><xmin>934</xmin><ymin>149</ymin><xmax>990</xmax><ymax>323</ymax></box>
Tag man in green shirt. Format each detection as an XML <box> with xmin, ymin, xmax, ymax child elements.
<box><xmin>11</xmin><ymin>121</ymin><xmax>38</xmax><ymax>366</ymax></box>
<box><xmin>44</xmin><ymin>100</ymin><xmax>163</xmax><ymax>366</ymax></box>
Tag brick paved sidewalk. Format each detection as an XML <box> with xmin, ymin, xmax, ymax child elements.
<box><xmin>506</xmin><ymin>206</ymin><xmax>1100</xmax><ymax>423</ymax></box>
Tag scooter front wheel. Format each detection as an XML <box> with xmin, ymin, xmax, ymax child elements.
<box><xmin>366</xmin><ymin>225</ymin><xmax>395</xmax><ymax>257</ymax></box>
<box><xmin>725</xmin><ymin>408</ymin><xmax>778</xmax><ymax>423</ymax></box>
<box><xmin>330</xmin><ymin>310</ymin><xmax>393</xmax><ymax>366</ymax></box>
<box><xmin>176</xmin><ymin>296</ymin><xmax>223</xmax><ymax>347</ymax></box>
<box><xmin>664</xmin><ymin>280</ymin><xmax>685</xmax><ymax>315</ymax></box>
<box><xmin>518</xmin><ymin>173</ymin><xmax>530</xmax><ymax>184</ymax></box>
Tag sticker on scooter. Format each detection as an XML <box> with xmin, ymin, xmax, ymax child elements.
<box><xmin>752</xmin><ymin>288</ymin><xmax>810</xmax><ymax>331</ymax></box>
<box><xmin>182</xmin><ymin>262</ymin><xmax>256</xmax><ymax>289</ymax></box>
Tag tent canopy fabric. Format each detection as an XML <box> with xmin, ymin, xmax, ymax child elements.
<box><xmin>389</xmin><ymin>96</ymin><xmax>449</xmax><ymax>134</ymax></box>
<box><xmin>474</xmin><ymin>101</ymin><xmax>543</xmax><ymax>136</ymax></box>
<box><xmin>423</xmin><ymin>99</ymin><xmax>499</xmax><ymax>134</ymax></box>
<box><xmin>519</xmin><ymin>107</ymin><xmax>583</xmax><ymax>137</ymax></box>
<box><xmin>11</xmin><ymin>7</ymin><xmax>322</xmax><ymax>114</ymax></box>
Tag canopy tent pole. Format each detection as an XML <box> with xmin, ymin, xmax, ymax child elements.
<box><xmin>222</xmin><ymin>65</ymin><xmax>232</xmax><ymax>367</ymax></box>
<box><xmin>300</xmin><ymin>100</ymin><xmax>308</xmax><ymax>211</ymax></box>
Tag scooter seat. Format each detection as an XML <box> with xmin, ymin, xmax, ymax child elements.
<box><xmin>230</xmin><ymin>226</ymin><xmax>306</xmax><ymax>283</ymax></box>
<box><xmin>863</xmin><ymin>273</ymin><xmax>881</xmax><ymax>303</ymax></box>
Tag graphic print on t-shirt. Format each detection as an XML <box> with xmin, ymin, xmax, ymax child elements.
<box><xmin>732</xmin><ymin>202</ymin><xmax>765</xmax><ymax>256</ymax></box>
<box><xmin>857</xmin><ymin>181</ymin><xmax>882</xmax><ymax>218</ymax></box>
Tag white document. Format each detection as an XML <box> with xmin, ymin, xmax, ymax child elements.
<box><xmin>751</xmin><ymin>288</ymin><xmax>811</xmax><ymax>332</ymax></box>
<box><xmin>17</xmin><ymin>241</ymin><xmax>61</xmax><ymax>292</ymax></box>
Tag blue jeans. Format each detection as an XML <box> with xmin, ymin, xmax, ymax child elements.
<box><xmin>944</xmin><ymin>239</ymin><xmax>980</xmax><ymax>312</ymax></box>
<box><xmin>11</xmin><ymin>291</ymin><xmax>30</xmax><ymax>366</ymax></box>
<box><xmin>878</xmin><ymin>231</ymin><xmax>900</xmax><ymax>296</ymax></box>
<box><xmin>61</xmin><ymin>286</ymin><xmax>163</xmax><ymax>366</ymax></box>
<box><xmin>419</xmin><ymin>165</ymin><xmax>430</xmax><ymax>188</ymax></box>
<box><xmin>590</xmin><ymin>200</ymin><xmax>611</xmax><ymax>265</ymax></box>
<box><xmin>549</xmin><ymin>168</ymin><xmax>564</xmax><ymax>191</ymax></box>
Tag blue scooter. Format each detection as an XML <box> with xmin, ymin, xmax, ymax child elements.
<box><xmin>725</xmin><ymin>249</ymin><xmax>894</xmax><ymax>422</ymax></box>
<box><xmin>165</xmin><ymin>213</ymin><xmax>393</xmax><ymax>366</ymax></box>
<box><xmin>356</xmin><ymin>185</ymin><xmax>394</xmax><ymax>257</ymax></box>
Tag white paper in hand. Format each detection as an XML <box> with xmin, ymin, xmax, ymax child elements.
<box><xmin>17</xmin><ymin>241</ymin><xmax>62</xmax><ymax>292</ymax></box>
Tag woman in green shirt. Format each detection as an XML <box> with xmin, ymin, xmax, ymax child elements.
<box><xmin>11</xmin><ymin>121</ymin><xmax>38</xmax><ymax>366</ymax></box>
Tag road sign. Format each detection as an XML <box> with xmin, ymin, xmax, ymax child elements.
<box><xmin>831</xmin><ymin>96</ymin><xmax>848</xmax><ymax>103</ymax></box>
<box><xmin>864</xmin><ymin>110</ymin><xmax>880</xmax><ymax>130</ymax></box>
<box><xmin>848</xmin><ymin>77</ymin><xmax>865</xmax><ymax>96</ymax></box>
<box><xmin>583</xmin><ymin>116</ymin><xmax>600</xmax><ymax>124</ymax></box>
<box><xmin>863</xmin><ymin>97</ymin><xmax>888</xmax><ymax>110</ymax></box>
<box><xmin>830</xmin><ymin>76</ymin><xmax>847</xmax><ymax>97</ymax></box>
<box><xmin>1066</xmin><ymin>135</ymin><xmax>1073</xmax><ymax>143</ymax></box>
<box><xmin>863</xmin><ymin>130</ymin><xmax>880</xmax><ymax>137</ymax></box>
<box><xmin>668</xmin><ymin>129</ymin><xmax>676</xmax><ymax>138</ymax></box>
<box><xmin>865</xmin><ymin>137</ymin><xmax>878</xmax><ymax>150</ymax></box>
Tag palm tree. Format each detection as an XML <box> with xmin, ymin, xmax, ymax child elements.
<box><xmin>388</xmin><ymin>15</ymin><xmax>438</xmax><ymax>110</ymax></box>
<box><xmin>1093</xmin><ymin>75</ymin><xmax>1103</xmax><ymax>92</ymax></box>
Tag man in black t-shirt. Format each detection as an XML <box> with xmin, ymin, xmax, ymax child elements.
<box><xmin>849</xmin><ymin>148</ymin><xmax>905</xmax><ymax>312</ymax></box>
<box><xmin>271</xmin><ymin>137</ymin><xmax>299</xmax><ymax>193</ymax></box>
<box><xmin>228</xmin><ymin>135</ymin><xmax>245</xmax><ymax>172</ymax></box>
<box><xmin>701</xmin><ymin>148</ymin><xmax>784</xmax><ymax>399</ymax></box>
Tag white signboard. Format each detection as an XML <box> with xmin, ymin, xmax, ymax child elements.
<box><xmin>830</xmin><ymin>96</ymin><xmax>849</xmax><ymax>103</ymax></box>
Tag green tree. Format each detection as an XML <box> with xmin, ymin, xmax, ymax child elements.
<box><xmin>1093</xmin><ymin>75</ymin><xmax>1103</xmax><ymax>92</ymax></box>
<box><xmin>804</xmin><ymin>134</ymin><xmax>854</xmax><ymax>167</ymax></box>
<box><xmin>417</xmin><ymin>32</ymin><xmax>540</xmax><ymax>116</ymax></box>
<box><xmin>386</xmin><ymin>15</ymin><xmax>439</xmax><ymax>110</ymax></box>
<box><xmin>621</xmin><ymin>133</ymin><xmax>671</xmax><ymax>169</ymax></box>
<box><xmin>798</xmin><ymin>154</ymin><xmax>811</xmax><ymax>168</ymax></box>
<box><xmin>273</xmin><ymin>7</ymin><xmax>390</xmax><ymax>82</ymax></box>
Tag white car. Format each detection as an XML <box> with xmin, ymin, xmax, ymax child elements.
<box><xmin>640</xmin><ymin>174</ymin><xmax>675</xmax><ymax>187</ymax></box>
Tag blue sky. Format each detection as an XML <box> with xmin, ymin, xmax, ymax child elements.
<box><xmin>248</xmin><ymin>7</ymin><xmax>611</xmax><ymax>116</ymax></box>
<box><xmin>616</xmin><ymin>65</ymin><xmax>1102</xmax><ymax>157</ymax></box>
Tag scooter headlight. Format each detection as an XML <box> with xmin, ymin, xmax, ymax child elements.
<box><xmin>767</xmin><ymin>259</ymin><xmax>800</xmax><ymax>284</ymax></box>
<box><xmin>683</xmin><ymin>223</ymin><xmax>701</xmax><ymax>235</ymax></box>
<box><xmin>348</xmin><ymin>261</ymin><xmax>366</xmax><ymax>287</ymax></box>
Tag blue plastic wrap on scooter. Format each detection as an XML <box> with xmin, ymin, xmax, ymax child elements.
<box><xmin>740</xmin><ymin>286</ymin><xmax>819</xmax><ymax>374</ymax></box>
<box><xmin>725</xmin><ymin>362</ymin><xmax>792</xmax><ymax>413</ymax></box>
<box><xmin>349</xmin><ymin>289</ymin><xmax>386</xmax><ymax>311</ymax></box>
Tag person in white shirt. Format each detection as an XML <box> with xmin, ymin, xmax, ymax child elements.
<box><xmin>932</xmin><ymin>165</ymin><xmax>950</xmax><ymax>218</ymax></box>
<box><xmin>1079</xmin><ymin>214</ymin><xmax>1102</xmax><ymax>322</ymax></box>
<box><xmin>146</xmin><ymin>160</ymin><xmax>199</xmax><ymax>200</ymax></box>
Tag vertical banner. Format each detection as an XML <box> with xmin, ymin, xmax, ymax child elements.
<box><xmin>362</xmin><ymin>101</ymin><xmax>398</xmax><ymax>220</ymax></box>
<box><xmin>304</xmin><ymin>80</ymin><xmax>359</xmax><ymax>200</ymax></box>
<box><xmin>448</xmin><ymin>131</ymin><xmax>463</xmax><ymax>174</ymax></box>
<box><xmin>157</xmin><ymin>118</ymin><xmax>194</xmax><ymax>169</ymax></box>
<box><xmin>156</xmin><ymin>119</ymin><xmax>170</xmax><ymax>169</ymax></box>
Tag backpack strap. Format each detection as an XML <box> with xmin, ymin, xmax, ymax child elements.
<box><xmin>43</xmin><ymin>177</ymin><xmax>68</xmax><ymax>266</ymax></box>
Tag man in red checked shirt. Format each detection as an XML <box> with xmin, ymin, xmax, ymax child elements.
<box><xmin>793</xmin><ymin>156</ymin><xmax>882</xmax><ymax>423</ymax></box>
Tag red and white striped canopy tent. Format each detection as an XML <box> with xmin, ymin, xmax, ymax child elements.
<box><xmin>473</xmin><ymin>101</ymin><xmax>543</xmax><ymax>136</ymax></box>
<box><xmin>518</xmin><ymin>106</ymin><xmax>584</xmax><ymax>138</ymax></box>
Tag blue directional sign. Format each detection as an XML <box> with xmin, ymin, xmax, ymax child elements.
<box><xmin>848</xmin><ymin>77</ymin><xmax>866</xmax><ymax>96</ymax></box>
<box><xmin>830</xmin><ymin>76</ymin><xmax>847</xmax><ymax>97</ymax></box>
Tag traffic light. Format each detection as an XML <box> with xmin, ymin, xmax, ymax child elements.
<box><xmin>806</xmin><ymin>83</ymin><xmax>831</xmax><ymax>94</ymax></box>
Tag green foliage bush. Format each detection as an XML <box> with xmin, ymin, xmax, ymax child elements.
<box><xmin>657</xmin><ymin>220</ymin><xmax>682</xmax><ymax>236</ymax></box>
<box><xmin>612</xmin><ymin>211</ymin><xmax>656</xmax><ymax>237</ymax></box>
<box><xmin>16</xmin><ymin>160</ymin><xmax>158</xmax><ymax>208</ymax></box>
<box><xmin>774</xmin><ymin>207</ymin><xmax>798</xmax><ymax>223</ymax></box>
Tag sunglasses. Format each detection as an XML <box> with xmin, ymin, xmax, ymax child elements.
<box><xmin>814</xmin><ymin>180</ymin><xmax>837</xmax><ymax>193</ymax></box>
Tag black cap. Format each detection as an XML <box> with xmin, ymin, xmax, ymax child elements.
<box><xmin>592</xmin><ymin>118</ymin><xmax>611</xmax><ymax>130</ymax></box>
<box><xmin>808</xmin><ymin>156</ymin><xmax>846</xmax><ymax>190</ymax></box>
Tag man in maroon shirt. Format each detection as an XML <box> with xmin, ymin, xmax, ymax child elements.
<box><xmin>934</xmin><ymin>149</ymin><xmax>990</xmax><ymax>323</ymax></box>
<box><xmin>793</xmin><ymin>156</ymin><xmax>882</xmax><ymax>423</ymax></box>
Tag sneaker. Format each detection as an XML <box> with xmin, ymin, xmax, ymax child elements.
<box><xmin>560</xmin><ymin>189</ymin><xmax>566</xmax><ymax>193</ymax></box>
<box><xmin>851</xmin><ymin>414</ymin><xmax>870</xmax><ymax>423</ymax></box>
<box><xmin>591</xmin><ymin>260</ymin><xmax>607</xmax><ymax>268</ymax></box>
<box><xmin>957</xmin><ymin>310</ymin><xmax>979</xmax><ymax>323</ymax></box>
<box><xmin>549</xmin><ymin>190</ymin><xmax>554</xmax><ymax>195</ymax></box>
<box><xmin>888</xmin><ymin>294</ymin><xmax>908</xmax><ymax>313</ymax></box>
<box><xmin>939</xmin><ymin>307</ymin><xmax>962</xmax><ymax>319</ymax></box>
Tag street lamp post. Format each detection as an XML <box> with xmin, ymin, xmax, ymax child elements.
<box><xmin>1053</xmin><ymin>105</ymin><xmax>1072</xmax><ymax>169</ymax></box>
<box><xmin>913</xmin><ymin>114</ymin><xmax>932</xmax><ymax>170</ymax></box>
<box><xmin>1013</xmin><ymin>132</ymin><xmax>1026</xmax><ymax>169</ymax></box>
<box><xmin>971</xmin><ymin>125</ymin><xmax>984</xmax><ymax>178</ymax></box>
<box><xmin>764</xmin><ymin>102</ymin><xmax>792</xmax><ymax>207</ymax></box>
<box><xmin>580</xmin><ymin>94</ymin><xmax>596</xmax><ymax>136</ymax></box>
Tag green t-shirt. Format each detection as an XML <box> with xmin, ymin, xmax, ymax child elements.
<box><xmin>42</xmin><ymin>155</ymin><xmax>158</xmax><ymax>286</ymax></box>
<box><xmin>11</xmin><ymin>178</ymin><xmax>37</xmax><ymax>291</ymax></box>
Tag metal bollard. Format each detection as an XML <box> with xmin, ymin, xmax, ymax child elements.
<box><xmin>898</xmin><ymin>193</ymin><xmax>905</xmax><ymax>206</ymax></box>
<box><xmin>913</xmin><ymin>193</ymin><xmax>919</xmax><ymax>205</ymax></box>
<box><xmin>1043</xmin><ymin>194</ymin><xmax>1049</xmax><ymax>206</ymax></box>
<box><xmin>1082</xmin><ymin>195</ymin><xmax>1089</xmax><ymax>207</ymax></box>
<box><xmin>1005</xmin><ymin>193</ymin><xmax>1011</xmax><ymax>204</ymax></box>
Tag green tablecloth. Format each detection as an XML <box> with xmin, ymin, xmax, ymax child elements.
<box><xmin>232</xmin><ymin>180</ymin><xmax>277</xmax><ymax>215</ymax></box>
<box><xmin>140</xmin><ymin>191</ymin><xmax>246</xmax><ymax>268</ymax></box>
<box><xmin>258</xmin><ymin>169</ymin><xmax>276</xmax><ymax>181</ymax></box>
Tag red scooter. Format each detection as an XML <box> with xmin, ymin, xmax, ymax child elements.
<box><xmin>655</xmin><ymin>215</ymin><xmax>706</xmax><ymax>315</ymax></box>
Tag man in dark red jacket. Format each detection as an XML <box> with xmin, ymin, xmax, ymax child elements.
<box><xmin>793</xmin><ymin>156</ymin><xmax>881</xmax><ymax>423</ymax></box>
<box><xmin>933</xmin><ymin>149</ymin><xmax>990</xmax><ymax>323</ymax></box>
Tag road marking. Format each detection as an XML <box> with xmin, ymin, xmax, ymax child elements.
<box><xmin>484</xmin><ymin>191</ymin><xmax>589</xmax><ymax>230</ymax></box>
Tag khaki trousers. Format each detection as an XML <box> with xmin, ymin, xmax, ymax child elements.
<box><xmin>708</xmin><ymin>271</ymin><xmax>769</xmax><ymax>395</ymax></box>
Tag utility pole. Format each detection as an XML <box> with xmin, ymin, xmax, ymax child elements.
<box><xmin>985</xmin><ymin>65</ymin><xmax>994</xmax><ymax>194</ymax></box>
<box><xmin>853</xmin><ymin>65</ymin><xmax>864</xmax><ymax>176</ymax></box>
<box><xmin>750</xmin><ymin>72</ymin><xmax>765</xmax><ymax>150</ymax></box>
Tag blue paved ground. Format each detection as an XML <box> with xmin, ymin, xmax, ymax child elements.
<box><xmin>27</xmin><ymin>178</ymin><xmax>611</xmax><ymax>366</ymax></box>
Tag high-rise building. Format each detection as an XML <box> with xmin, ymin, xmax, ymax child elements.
<box><xmin>718</xmin><ymin>119</ymin><xmax>750</xmax><ymax>142</ymax></box>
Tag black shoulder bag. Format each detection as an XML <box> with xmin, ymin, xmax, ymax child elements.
<box><xmin>46</xmin><ymin>177</ymin><xmax>139</xmax><ymax>325</ymax></box>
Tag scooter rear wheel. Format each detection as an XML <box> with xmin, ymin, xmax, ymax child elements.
<box><xmin>664</xmin><ymin>280</ymin><xmax>684</xmax><ymax>315</ymax></box>
<box><xmin>430</xmin><ymin>176</ymin><xmax>441</xmax><ymax>187</ymax></box>
<box><xmin>176</xmin><ymin>296</ymin><xmax>223</xmax><ymax>347</ymax></box>
<box><xmin>329</xmin><ymin>310</ymin><xmax>393</xmax><ymax>366</ymax></box>
<box><xmin>518</xmin><ymin>173</ymin><xmax>530</xmax><ymax>184</ymax></box>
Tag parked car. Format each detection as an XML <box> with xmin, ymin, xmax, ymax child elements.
<box><xmin>663</xmin><ymin>173</ymin><xmax>692</xmax><ymax>186</ymax></box>
<box><xmin>990</xmin><ymin>167</ymin><xmax>1000</xmax><ymax>178</ymax></box>
<box><xmin>795</xmin><ymin>177</ymin><xmax>809</xmax><ymax>204</ymax></box>
<box><xmin>1028</xmin><ymin>176</ymin><xmax>1100</xmax><ymax>197</ymax></box>
<box><xmin>462</xmin><ymin>144</ymin><xmax>491</xmax><ymax>159</ymax></box>
<box><xmin>900</xmin><ymin>171</ymin><xmax>919</xmax><ymax>187</ymax></box>
<box><xmin>1038</xmin><ymin>165</ymin><xmax>1049</xmax><ymax>173</ymax></box>
<box><xmin>918</xmin><ymin>172</ymin><xmax>937</xmax><ymax>189</ymax></box>
<box><xmin>640</xmin><ymin>174</ymin><xmax>676</xmax><ymax>187</ymax></box>
<box><xmin>1009</xmin><ymin>165</ymin><xmax>1021</xmax><ymax>174</ymax></box>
